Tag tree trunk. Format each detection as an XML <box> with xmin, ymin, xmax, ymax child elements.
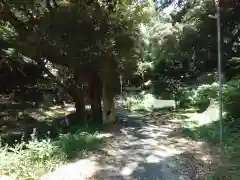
<box><xmin>65</xmin><ymin>83</ymin><xmax>85</xmax><ymax>125</ymax></box>
<box><xmin>71</xmin><ymin>69</ymin><xmax>85</xmax><ymax>124</ymax></box>
<box><xmin>101</xmin><ymin>49</ymin><xmax>118</xmax><ymax>124</ymax></box>
<box><xmin>102</xmin><ymin>79</ymin><xmax>116</xmax><ymax>124</ymax></box>
<box><xmin>74</xmin><ymin>87</ymin><xmax>85</xmax><ymax>122</ymax></box>
<box><xmin>89</xmin><ymin>72</ymin><xmax>103</xmax><ymax>125</ymax></box>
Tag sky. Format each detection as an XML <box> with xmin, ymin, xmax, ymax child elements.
<box><xmin>163</xmin><ymin>4</ymin><xmax>175</xmax><ymax>14</ymax></box>
<box><xmin>158</xmin><ymin>0</ymin><xmax>178</xmax><ymax>14</ymax></box>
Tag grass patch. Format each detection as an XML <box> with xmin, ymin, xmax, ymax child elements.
<box><xmin>180</xmin><ymin>121</ymin><xmax>222</xmax><ymax>144</ymax></box>
<box><xmin>0</xmin><ymin>99</ymin><xmax>103</xmax><ymax>179</ymax></box>
<box><xmin>56</xmin><ymin>130</ymin><xmax>101</xmax><ymax>160</ymax></box>
<box><xmin>0</xmin><ymin>127</ymin><xmax>101</xmax><ymax>180</ymax></box>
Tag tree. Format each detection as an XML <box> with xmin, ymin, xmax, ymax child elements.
<box><xmin>1</xmin><ymin>0</ymin><xmax>144</xmax><ymax>125</ymax></box>
<box><xmin>138</xmin><ymin>0</ymin><xmax>240</xmax><ymax>98</ymax></box>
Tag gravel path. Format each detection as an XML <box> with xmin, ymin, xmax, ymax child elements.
<box><xmin>41</xmin><ymin>109</ymin><xmax>211</xmax><ymax>180</ymax></box>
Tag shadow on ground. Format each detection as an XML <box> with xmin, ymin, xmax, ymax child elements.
<box><xmin>170</xmin><ymin>119</ymin><xmax>240</xmax><ymax>179</ymax></box>
<box><xmin>88</xmin><ymin>111</ymin><xmax>211</xmax><ymax>180</ymax></box>
<box><xmin>0</xmin><ymin>94</ymin><xmax>100</xmax><ymax>147</ymax></box>
<box><xmin>93</xmin><ymin>151</ymin><xmax>206</xmax><ymax>180</ymax></box>
<box><xmin>0</xmin><ymin>103</ymin><xmax>103</xmax><ymax>162</ymax></box>
<box><xmin>41</xmin><ymin>106</ymin><xmax>235</xmax><ymax>180</ymax></box>
<box><xmin>41</xmin><ymin>115</ymin><xmax>210</xmax><ymax>180</ymax></box>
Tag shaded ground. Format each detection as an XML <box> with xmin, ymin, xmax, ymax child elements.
<box><xmin>41</xmin><ymin>107</ymin><xmax>219</xmax><ymax>180</ymax></box>
<box><xmin>170</xmin><ymin>110</ymin><xmax>240</xmax><ymax>179</ymax></box>
<box><xmin>0</xmin><ymin>94</ymin><xmax>94</xmax><ymax>146</ymax></box>
<box><xmin>92</xmin><ymin>112</ymin><xmax>216</xmax><ymax>180</ymax></box>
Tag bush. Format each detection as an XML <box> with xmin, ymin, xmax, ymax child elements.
<box><xmin>178</xmin><ymin>83</ymin><xmax>218</xmax><ymax>111</ymax></box>
<box><xmin>178</xmin><ymin>76</ymin><xmax>240</xmax><ymax>126</ymax></box>
<box><xmin>0</xmin><ymin>139</ymin><xmax>63</xmax><ymax>180</ymax></box>
<box><xmin>0</xmin><ymin>128</ymin><xmax>100</xmax><ymax>180</ymax></box>
<box><xmin>223</xmin><ymin>77</ymin><xmax>240</xmax><ymax>126</ymax></box>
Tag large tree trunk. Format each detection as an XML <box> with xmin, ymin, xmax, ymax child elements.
<box><xmin>74</xmin><ymin>87</ymin><xmax>85</xmax><ymax>122</ymax></box>
<box><xmin>102</xmin><ymin>83</ymin><xmax>116</xmax><ymax>124</ymax></box>
<box><xmin>71</xmin><ymin>69</ymin><xmax>85</xmax><ymax>124</ymax></box>
<box><xmin>89</xmin><ymin>72</ymin><xmax>103</xmax><ymax>125</ymax></box>
<box><xmin>65</xmin><ymin>84</ymin><xmax>85</xmax><ymax>125</ymax></box>
<box><xmin>101</xmin><ymin>51</ymin><xmax>117</xmax><ymax>124</ymax></box>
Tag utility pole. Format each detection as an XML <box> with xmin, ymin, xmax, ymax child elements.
<box><xmin>215</xmin><ymin>0</ymin><xmax>240</xmax><ymax>145</ymax></box>
<box><xmin>216</xmin><ymin>1</ymin><xmax>223</xmax><ymax>143</ymax></box>
<box><xmin>120</xmin><ymin>75</ymin><xmax>123</xmax><ymax>106</ymax></box>
<box><xmin>209</xmin><ymin>1</ymin><xmax>240</xmax><ymax>143</ymax></box>
<box><xmin>211</xmin><ymin>0</ymin><xmax>224</xmax><ymax>143</ymax></box>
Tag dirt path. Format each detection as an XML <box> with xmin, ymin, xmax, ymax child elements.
<box><xmin>41</xmin><ymin>110</ymin><xmax>219</xmax><ymax>180</ymax></box>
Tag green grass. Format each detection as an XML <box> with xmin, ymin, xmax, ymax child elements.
<box><xmin>0</xmin><ymin>98</ymin><xmax>103</xmax><ymax>180</ymax></box>
<box><xmin>0</xmin><ymin>127</ymin><xmax>101</xmax><ymax>180</ymax></box>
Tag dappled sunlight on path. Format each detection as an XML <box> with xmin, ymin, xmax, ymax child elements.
<box><xmin>41</xmin><ymin>108</ymin><xmax>215</xmax><ymax>180</ymax></box>
<box><xmin>91</xmin><ymin>119</ymin><xmax>210</xmax><ymax>180</ymax></box>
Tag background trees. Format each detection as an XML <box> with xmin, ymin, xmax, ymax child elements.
<box><xmin>139</xmin><ymin>0</ymin><xmax>240</xmax><ymax>95</ymax></box>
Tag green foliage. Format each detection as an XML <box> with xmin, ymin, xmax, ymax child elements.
<box><xmin>177</xmin><ymin>76</ymin><xmax>240</xmax><ymax>127</ymax></box>
<box><xmin>178</xmin><ymin>83</ymin><xmax>218</xmax><ymax>111</ymax></box>
<box><xmin>0</xmin><ymin>128</ymin><xmax>100</xmax><ymax>180</ymax></box>
<box><xmin>180</xmin><ymin>120</ymin><xmax>221</xmax><ymax>143</ymax></box>
<box><xmin>0</xmin><ymin>140</ymin><xmax>61</xmax><ymax>180</ymax></box>
<box><xmin>139</xmin><ymin>0</ymin><xmax>240</xmax><ymax>98</ymax></box>
<box><xmin>122</xmin><ymin>92</ymin><xmax>145</xmax><ymax>111</ymax></box>
<box><xmin>223</xmin><ymin>77</ymin><xmax>240</xmax><ymax>125</ymax></box>
<box><xmin>1</xmin><ymin>0</ymin><xmax>147</xmax><ymax>123</ymax></box>
<box><xmin>56</xmin><ymin>131</ymin><xmax>100</xmax><ymax>159</ymax></box>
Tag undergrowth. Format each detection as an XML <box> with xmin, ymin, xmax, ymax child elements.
<box><xmin>175</xmin><ymin>76</ymin><xmax>240</xmax><ymax>179</ymax></box>
<box><xmin>0</xmin><ymin>128</ymin><xmax>100</xmax><ymax>180</ymax></box>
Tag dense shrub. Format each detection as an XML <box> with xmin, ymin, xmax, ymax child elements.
<box><xmin>223</xmin><ymin>77</ymin><xmax>240</xmax><ymax>126</ymax></box>
<box><xmin>0</xmin><ymin>129</ymin><xmax>100</xmax><ymax>180</ymax></box>
<box><xmin>178</xmin><ymin>83</ymin><xmax>218</xmax><ymax>111</ymax></box>
<box><xmin>178</xmin><ymin>76</ymin><xmax>240</xmax><ymax>126</ymax></box>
